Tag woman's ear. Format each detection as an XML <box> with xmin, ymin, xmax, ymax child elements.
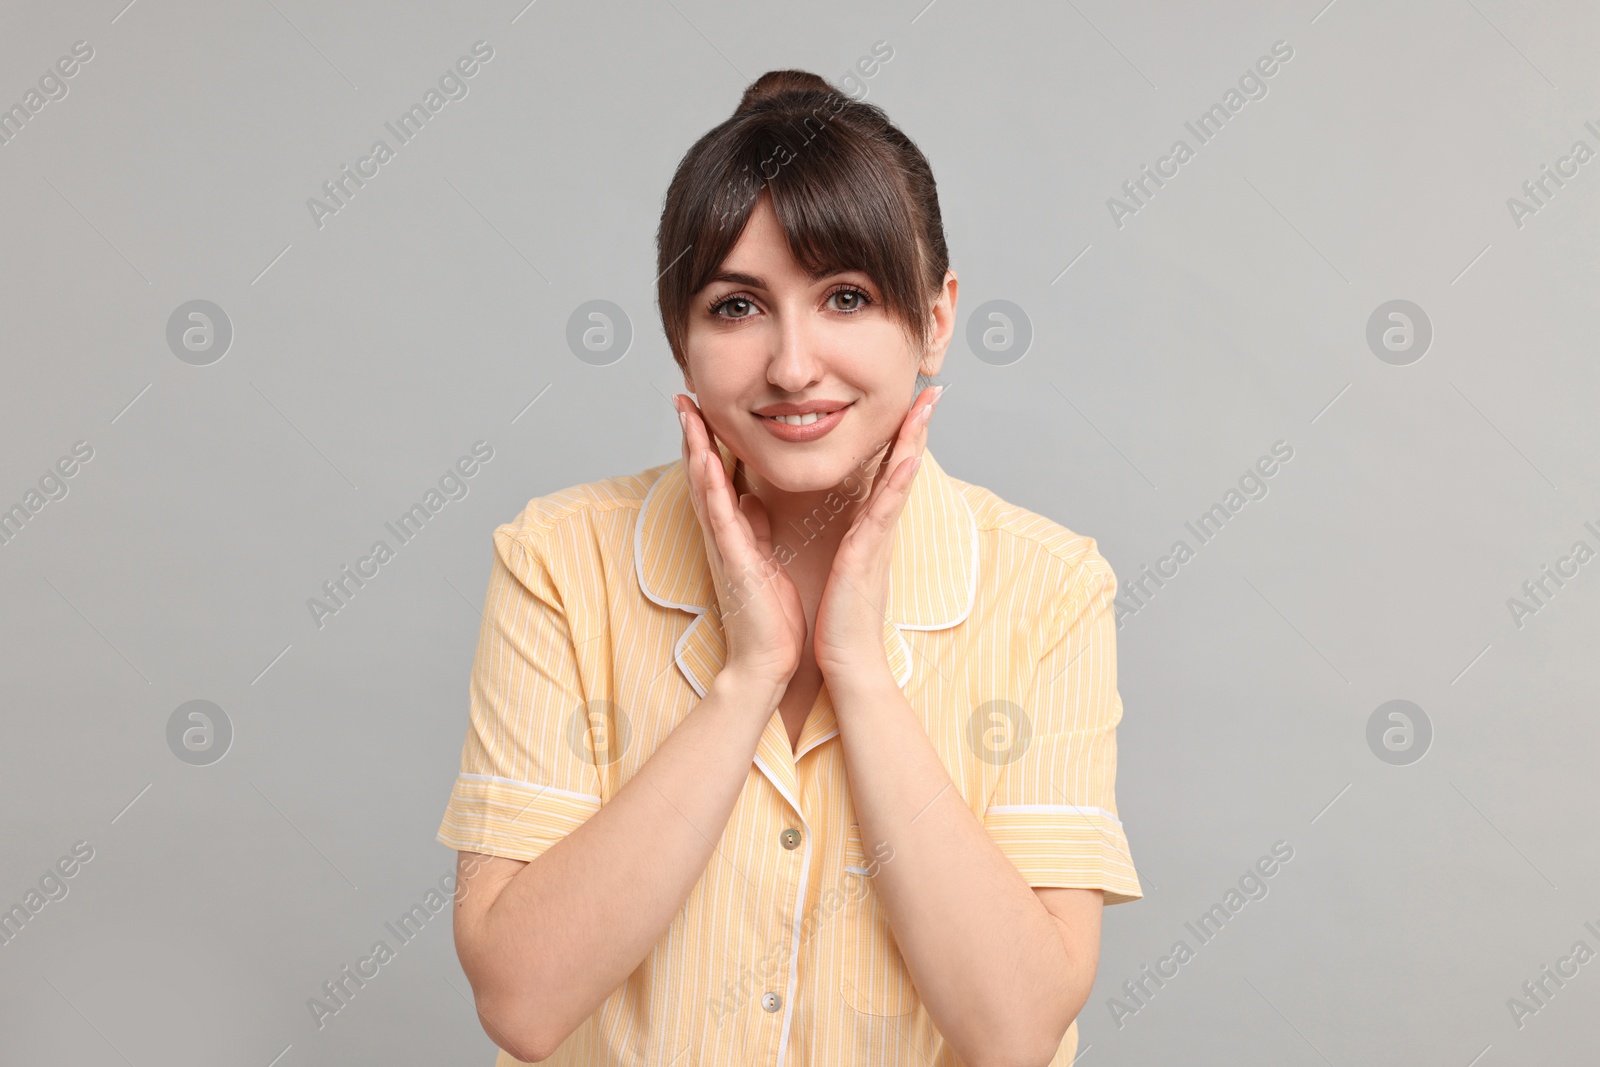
<box><xmin>921</xmin><ymin>269</ymin><xmax>957</xmax><ymax>377</ymax></box>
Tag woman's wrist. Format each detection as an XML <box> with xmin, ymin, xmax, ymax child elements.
<box><xmin>818</xmin><ymin>661</ymin><xmax>898</xmax><ymax>706</ymax></box>
<box><xmin>712</xmin><ymin>666</ymin><xmax>788</xmax><ymax>712</ymax></box>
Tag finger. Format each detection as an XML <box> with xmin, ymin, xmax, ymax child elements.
<box><xmin>698</xmin><ymin>411</ymin><xmax>742</xmax><ymax>526</ymax></box>
<box><xmin>677</xmin><ymin>398</ymin><xmax>694</xmax><ymax>498</ymax></box>
<box><xmin>866</xmin><ymin>386</ymin><xmax>939</xmax><ymax>509</ymax></box>
<box><xmin>680</xmin><ymin>401</ymin><xmax>711</xmax><ymax>530</ymax></box>
<box><xmin>699</xmin><ymin>418</ymin><xmax>768</xmax><ymax>567</ymax></box>
<box><xmin>679</xmin><ymin>399</ymin><xmax>734</xmax><ymax>582</ymax></box>
<box><xmin>740</xmin><ymin>492</ymin><xmax>774</xmax><ymax>561</ymax></box>
<box><xmin>683</xmin><ymin>403</ymin><xmax>761</xmax><ymax>566</ymax></box>
<box><xmin>858</xmin><ymin>453</ymin><xmax>922</xmax><ymax>539</ymax></box>
<box><xmin>683</xmin><ymin>399</ymin><xmax>734</xmax><ymax>519</ymax></box>
<box><xmin>683</xmin><ymin>399</ymin><xmax>723</xmax><ymax>523</ymax></box>
<box><xmin>700</xmin><ymin>449</ymin><xmax>764</xmax><ymax>581</ymax></box>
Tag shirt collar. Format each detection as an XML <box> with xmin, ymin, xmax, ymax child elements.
<box><xmin>634</xmin><ymin>434</ymin><xmax>977</xmax><ymax>698</ymax></box>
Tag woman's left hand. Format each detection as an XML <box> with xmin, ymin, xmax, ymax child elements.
<box><xmin>813</xmin><ymin>384</ymin><xmax>943</xmax><ymax>687</ymax></box>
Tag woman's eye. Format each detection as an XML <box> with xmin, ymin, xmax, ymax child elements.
<box><xmin>829</xmin><ymin>288</ymin><xmax>871</xmax><ymax>312</ymax></box>
<box><xmin>709</xmin><ymin>287</ymin><xmax>870</xmax><ymax>319</ymax></box>
<box><xmin>711</xmin><ymin>296</ymin><xmax>755</xmax><ymax>319</ymax></box>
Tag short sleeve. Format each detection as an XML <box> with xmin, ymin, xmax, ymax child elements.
<box><xmin>435</xmin><ymin>524</ymin><xmax>605</xmax><ymax>863</ymax></box>
<box><xmin>982</xmin><ymin>551</ymin><xmax>1143</xmax><ymax>905</ymax></box>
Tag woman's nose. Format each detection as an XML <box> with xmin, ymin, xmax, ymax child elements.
<box><xmin>766</xmin><ymin>318</ymin><xmax>824</xmax><ymax>392</ymax></box>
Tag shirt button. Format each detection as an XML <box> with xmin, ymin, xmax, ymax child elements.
<box><xmin>779</xmin><ymin>828</ymin><xmax>801</xmax><ymax>850</ymax></box>
<box><xmin>761</xmin><ymin>992</ymin><xmax>782</xmax><ymax>1012</ymax></box>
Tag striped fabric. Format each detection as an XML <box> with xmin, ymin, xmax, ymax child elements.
<box><xmin>437</xmin><ymin>437</ymin><xmax>1142</xmax><ymax>1065</ymax></box>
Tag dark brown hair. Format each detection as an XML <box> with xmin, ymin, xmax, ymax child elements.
<box><xmin>655</xmin><ymin>69</ymin><xmax>949</xmax><ymax>372</ymax></box>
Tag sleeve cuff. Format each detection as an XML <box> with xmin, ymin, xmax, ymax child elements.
<box><xmin>983</xmin><ymin>803</ymin><xmax>1144</xmax><ymax>905</ymax></box>
<box><xmin>435</xmin><ymin>772</ymin><xmax>603</xmax><ymax>863</ymax></box>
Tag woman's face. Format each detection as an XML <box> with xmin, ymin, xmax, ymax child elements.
<box><xmin>682</xmin><ymin>195</ymin><xmax>954</xmax><ymax>495</ymax></box>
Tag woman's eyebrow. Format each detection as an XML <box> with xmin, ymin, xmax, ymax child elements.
<box><xmin>705</xmin><ymin>265</ymin><xmax>858</xmax><ymax>289</ymax></box>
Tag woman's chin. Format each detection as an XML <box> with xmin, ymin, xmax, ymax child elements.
<box><xmin>743</xmin><ymin>444</ymin><xmax>882</xmax><ymax>495</ymax></box>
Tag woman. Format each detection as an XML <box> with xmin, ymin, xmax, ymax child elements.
<box><xmin>437</xmin><ymin>69</ymin><xmax>1142</xmax><ymax>1065</ymax></box>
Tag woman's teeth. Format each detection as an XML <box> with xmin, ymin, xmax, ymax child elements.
<box><xmin>768</xmin><ymin>412</ymin><xmax>825</xmax><ymax>425</ymax></box>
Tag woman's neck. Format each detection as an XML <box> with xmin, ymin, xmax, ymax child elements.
<box><xmin>732</xmin><ymin>458</ymin><xmax>874</xmax><ymax>574</ymax></box>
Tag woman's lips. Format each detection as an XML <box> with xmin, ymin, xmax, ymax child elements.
<box><xmin>752</xmin><ymin>402</ymin><xmax>852</xmax><ymax>442</ymax></box>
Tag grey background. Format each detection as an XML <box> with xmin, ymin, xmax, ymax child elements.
<box><xmin>2</xmin><ymin>0</ymin><xmax>1597</xmax><ymax>1064</ymax></box>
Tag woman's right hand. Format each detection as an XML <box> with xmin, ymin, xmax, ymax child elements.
<box><xmin>674</xmin><ymin>394</ymin><xmax>806</xmax><ymax>696</ymax></box>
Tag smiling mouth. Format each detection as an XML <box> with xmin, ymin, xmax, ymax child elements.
<box><xmin>754</xmin><ymin>401</ymin><xmax>854</xmax><ymax>426</ymax></box>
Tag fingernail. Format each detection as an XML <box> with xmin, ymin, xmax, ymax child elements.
<box><xmin>934</xmin><ymin>384</ymin><xmax>946</xmax><ymax>404</ymax></box>
<box><xmin>679</xmin><ymin>411</ymin><xmax>687</xmax><ymax>429</ymax></box>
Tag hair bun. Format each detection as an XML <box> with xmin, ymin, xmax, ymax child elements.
<box><xmin>734</xmin><ymin>69</ymin><xmax>835</xmax><ymax>115</ymax></box>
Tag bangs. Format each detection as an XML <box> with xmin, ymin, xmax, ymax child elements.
<box><xmin>657</xmin><ymin>90</ymin><xmax>941</xmax><ymax>364</ymax></box>
<box><xmin>696</xmin><ymin>123</ymin><xmax>920</xmax><ymax>296</ymax></box>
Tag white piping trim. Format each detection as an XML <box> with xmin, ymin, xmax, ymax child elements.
<box><xmin>892</xmin><ymin>475</ymin><xmax>980</xmax><ymax>631</ymax></box>
<box><xmin>744</xmin><ymin>753</ymin><xmax>813</xmax><ymax>1067</ymax></box>
<box><xmin>793</xmin><ymin>728</ymin><xmax>839</xmax><ymax>761</ymax></box>
<box><xmin>456</xmin><ymin>772</ymin><xmax>603</xmax><ymax>805</ymax></box>
<box><xmin>751</xmin><ymin>754</ymin><xmax>804</xmax><ymax>819</ymax></box>
<box><xmin>633</xmin><ymin>458</ymin><xmax>712</xmax><ymax>616</ymax></box>
<box><xmin>637</xmin><ymin>449</ymin><xmax>980</xmax><ymax>630</ymax></box>
<box><xmin>672</xmin><ymin>614</ymin><xmax>712</xmax><ymax>698</ymax></box>
<box><xmin>775</xmin><ymin>811</ymin><xmax>810</xmax><ymax>1067</ymax></box>
<box><xmin>985</xmin><ymin>803</ymin><xmax>1123</xmax><ymax>826</ymax></box>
